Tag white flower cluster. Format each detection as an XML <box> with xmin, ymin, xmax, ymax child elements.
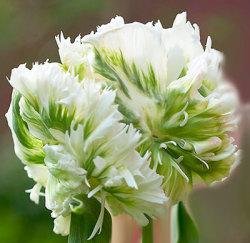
<box><xmin>6</xmin><ymin>63</ymin><xmax>166</xmax><ymax>237</ymax></box>
<box><xmin>6</xmin><ymin>12</ymin><xmax>239</xmax><ymax>239</ymax></box>
<box><xmin>57</xmin><ymin>12</ymin><xmax>239</xmax><ymax>202</ymax></box>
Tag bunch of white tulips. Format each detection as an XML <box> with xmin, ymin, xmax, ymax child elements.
<box><xmin>6</xmin><ymin>12</ymin><xmax>239</xmax><ymax>243</ymax></box>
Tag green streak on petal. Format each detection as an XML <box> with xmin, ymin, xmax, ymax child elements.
<box><xmin>46</xmin><ymin>102</ymin><xmax>76</xmax><ymax>132</ymax></box>
<box><xmin>11</xmin><ymin>91</ymin><xmax>45</xmax><ymax>164</ymax></box>
<box><xmin>75</xmin><ymin>63</ymin><xmax>86</xmax><ymax>80</ymax></box>
<box><xmin>94</xmin><ymin>48</ymin><xmax>130</xmax><ymax>98</ymax></box>
<box><xmin>20</xmin><ymin>97</ymin><xmax>55</xmax><ymax>143</ymax></box>
<box><xmin>94</xmin><ymin>48</ymin><xmax>161</xmax><ymax>98</ymax></box>
<box><xmin>115</xmin><ymin>96</ymin><xmax>140</xmax><ymax>127</ymax></box>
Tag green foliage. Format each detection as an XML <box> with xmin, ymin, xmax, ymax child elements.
<box><xmin>171</xmin><ymin>202</ymin><xmax>199</xmax><ymax>243</ymax></box>
<box><xmin>142</xmin><ymin>218</ymin><xmax>153</xmax><ymax>243</ymax></box>
<box><xmin>68</xmin><ymin>196</ymin><xmax>112</xmax><ymax>243</ymax></box>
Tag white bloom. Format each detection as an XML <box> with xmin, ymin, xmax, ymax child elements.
<box><xmin>56</xmin><ymin>33</ymin><xmax>87</xmax><ymax>67</ymax></box>
<box><xmin>24</xmin><ymin>164</ymin><xmax>48</xmax><ymax>204</ymax></box>
<box><xmin>56</xmin><ymin>33</ymin><xmax>94</xmax><ymax>80</ymax></box>
<box><xmin>83</xmin><ymin>17</ymin><xmax>169</xmax><ymax>86</ymax></box>
<box><xmin>163</xmin><ymin>12</ymin><xmax>203</xmax><ymax>62</ymax></box>
<box><xmin>9</xmin><ymin>62</ymin><xmax>85</xmax><ymax>117</ymax></box>
<box><xmin>53</xmin><ymin>215</ymin><xmax>71</xmax><ymax>236</ymax></box>
<box><xmin>6</xmin><ymin>62</ymin><xmax>167</xmax><ymax>237</ymax></box>
<box><xmin>58</xmin><ymin>12</ymin><xmax>239</xmax><ymax>202</ymax></box>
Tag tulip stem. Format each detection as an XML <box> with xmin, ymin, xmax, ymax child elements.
<box><xmin>171</xmin><ymin>201</ymin><xmax>199</xmax><ymax>243</ymax></box>
<box><xmin>142</xmin><ymin>217</ymin><xmax>153</xmax><ymax>243</ymax></box>
<box><xmin>68</xmin><ymin>213</ymin><xmax>85</xmax><ymax>243</ymax></box>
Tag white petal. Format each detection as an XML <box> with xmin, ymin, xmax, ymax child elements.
<box><xmin>26</xmin><ymin>183</ymin><xmax>43</xmax><ymax>204</ymax></box>
<box><xmin>84</xmin><ymin>22</ymin><xmax>169</xmax><ymax>85</ymax></box>
<box><xmin>173</xmin><ymin>12</ymin><xmax>187</xmax><ymax>26</ymax></box>
<box><xmin>192</xmin><ymin>137</ymin><xmax>222</xmax><ymax>154</ymax></box>
<box><xmin>53</xmin><ymin>215</ymin><xmax>71</xmax><ymax>236</ymax></box>
<box><xmin>24</xmin><ymin>164</ymin><xmax>48</xmax><ymax>186</ymax></box>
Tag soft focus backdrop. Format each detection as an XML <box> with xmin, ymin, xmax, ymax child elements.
<box><xmin>0</xmin><ymin>1</ymin><xmax>249</xmax><ymax>243</ymax></box>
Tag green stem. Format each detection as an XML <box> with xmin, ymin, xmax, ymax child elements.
<box><xmin>170</xmin><ymin>201</ymin><xmax>199</xmax><ymax>243</ymax></box>
<box><xmin>142</xmin><ymin>218</ymin><xmax>153</xmax><ymax>243</ymax></box>
<box><xmin>67</xmin><ymin>196</ymin><xmax>112</xmax><ymax>243</ymax></box>
<box><xmin>68</xmin><ymin>213</ymin><xmax>86</xmax><ymax>243</ymax></box>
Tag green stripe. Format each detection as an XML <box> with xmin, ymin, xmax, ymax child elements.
<box><xmin>11</xmin><ymin>91</ymin><xmax>45</xmax><ymax>164</ymax></box>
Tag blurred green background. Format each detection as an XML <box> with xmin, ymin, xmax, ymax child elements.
<box><xmin>0</xmin><ymin>1</ymin><xmax>250</xmax><ymax>242</ymax></box>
